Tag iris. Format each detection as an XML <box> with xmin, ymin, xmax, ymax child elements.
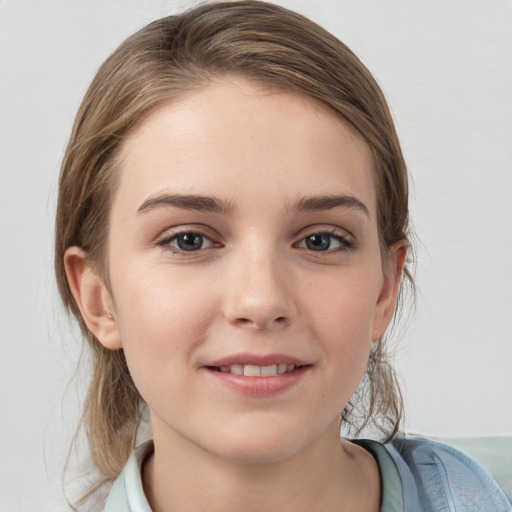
<box><xmin>305</xmin><ymin>234</ymin><xmax>331</xmax><ymax>251</ymax></box>
<box><xmin>176</xmin><ymin>233</ymin><xmax>204</xmax><ymax>251</ymax></box>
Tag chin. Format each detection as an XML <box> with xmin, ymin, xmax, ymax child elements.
<box><xmin>203</xmin><ymin>419</ymin><xmax>323</xmax><ymax>466</ymax></box>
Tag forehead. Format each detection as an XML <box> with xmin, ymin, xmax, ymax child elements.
<box><xmin>114</xmin><ymin>78</ymin><xmax>376</xmax><ymax>217</ymax></box>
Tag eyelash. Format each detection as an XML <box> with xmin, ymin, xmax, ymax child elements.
<box><xmin>156</xmin><ymin>228</ymin><xmax>356</xmax><ymax>256</ymax></box>
<box><xmin>295</xmin><ymin>229</ymin><xmax>356</xmax><ymax>253</ymax></box>
<box><xmin>156</xmin><ymin>228</ymin><xmax>219</xmax><ymax>255</ymax></box>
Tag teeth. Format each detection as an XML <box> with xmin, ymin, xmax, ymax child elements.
<box><xmin>230</xmin><ymin>364</ymin><xmax>243</xmax><ymax>375</ymax></box>
<box><xmin>218</xmin><ymin>364</ymin><xmax>297</xmax><ymax>376</ymax></box>
<box><xmin>244</xmin><ymin>364</ymin><xmax>261</xmax><ymax>377</ymax></box>
<box><xmin>277</xmin><ymin>363</ymin><xmax>288</xmax><ymax>375</ymax></box>
<box><xmin>261</xmin><ymin>364</ymin><xmax>277</xmax><ymax>376</ymax></box>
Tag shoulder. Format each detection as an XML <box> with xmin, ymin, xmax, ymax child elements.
<box><xmin>433</xmin><ymin>435</ymin><xmax>512</xmax><ymax>502</ymax></box>
<box><xmin>102</xmin><ymin>441</ymin><xmax>154</xmax><ymax>512</ymax></box>
<box><xmin>386</xmin><ymin>434</ymin><xmax>512</xmax><ymax>511</ymax></box>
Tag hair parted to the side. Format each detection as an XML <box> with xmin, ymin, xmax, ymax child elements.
<box><xmin>55</xmin><ymin>0</ymin><xmax>413</xmax><ymax>490</ymax></box>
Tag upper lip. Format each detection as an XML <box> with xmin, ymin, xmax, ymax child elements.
<box><xmin>205</xmin><ymin>353</ymin><xmax>309</xmax><ymax>367</ymax></box>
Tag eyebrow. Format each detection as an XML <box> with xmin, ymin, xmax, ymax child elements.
<box><xmin>293</xmin><ymin>195</ymin><xmax>370</xmax><ymax>218</ymax></box>
<box><xmin>137</xmin><ymin>192</ymin><xmax>369</xmax><ymax>218</ymax></box>
<box><xmin>138</xmin><ymin>193</ymin><xmax>237</xmax><ymax>215</ymax></box>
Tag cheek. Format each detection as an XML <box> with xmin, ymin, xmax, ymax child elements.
<box><xmin>303</xmin><ymin>266</ymin><xmax>381</xmax><ymax>338</ymax></box>
<box><xmin>111</xmin><ymin>264</ymin><xmax>218</xmax><ymax>374</ymax></box>
<box><xmin>302</xmin><ymin>266</ymin><xmax>381</xmax><ymax>390</ymax></box>
<box><xmin>111</xmin><ymin>268</ymin><xmax>221</xmax><ymax>418</ymax></box>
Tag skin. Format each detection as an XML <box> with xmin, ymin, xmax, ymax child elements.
<box><xmin>65</xmin><ymin>78</ymin><xmax>406</xmax><ymax>511</ymax></box>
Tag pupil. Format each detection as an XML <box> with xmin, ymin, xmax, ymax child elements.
<box><xmin>177</xmin><ymin>233</ymin><xmax>202</xmax><ymax>251</ymax></box>
<box><xmin>306</xmin><ymin>234</ymin><xmax>330</xmax><ymax>251</ymax></box>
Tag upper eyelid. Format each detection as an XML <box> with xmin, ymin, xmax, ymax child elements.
<box><xmin>155</xmin><ymin>224</ymin><xmax>219</xmax><ymax>243</ymax></box>
<box><xmin>295</xmin><ymin>224</ymin><xmax>355</xmax><ymax>240</ymax></box>
<box><xmin>154</xmin><ymin>224</ymin><xmax>356</xmax><ymax>245</ymax></box>
<box><xmin>296</xmin><ymin>232</ymin><xmax>354</xmax><ymax>246</ymax></box>
<box><xmin>163</xmin><ymin>232</ymin><xmax>213</xmax><ymax>243</ymax></box>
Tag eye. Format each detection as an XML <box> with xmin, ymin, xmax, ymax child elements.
<box><xmin>297</xmin><ymin>232</ymin><xmax>355</xmax><ymax>252</ymax></box>
<box><xmin>160</xmin><ymin>232</ymin><xmax>214</xmax><ymax>252</ymax></box>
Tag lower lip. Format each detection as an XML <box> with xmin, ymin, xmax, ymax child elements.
<box><xmin>204</xmin><ymin>366</ymin><xmax>310</xmax><ymax>396</ymax></box>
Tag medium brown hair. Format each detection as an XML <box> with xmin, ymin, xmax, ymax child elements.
<box><xmin>55</xmin><ymin>0</ymin><xmax>412</xmax><ymax>487</ymax></box>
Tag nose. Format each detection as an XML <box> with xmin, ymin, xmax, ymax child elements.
<box><xmin>222</xmin><ymin>249</ymin><xmax>297</xmax><ymax>330</ymax></box>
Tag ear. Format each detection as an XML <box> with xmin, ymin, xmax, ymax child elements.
<box><xmin>64</xmin><ymin>246</ymin><xmax>122</xmax><ymax>349</ymax></box>
<box><xmin>371</xmin><ymin>241</ymin><xmax>408</xmax><ymax>342</ymax></box>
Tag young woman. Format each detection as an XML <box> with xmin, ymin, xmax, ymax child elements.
<box><xmin>55</xmin><ymin>2</ymin><xmax>511</xmax><ymax>510</ymax></box>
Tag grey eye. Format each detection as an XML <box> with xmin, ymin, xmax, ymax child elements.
<box><xmin>297</xmin><ymin>232</ymin><xmax>353</xmax><ymax>252</ymax></box>
<box><xmin>304</xmin><ymin>233</ymin><xmax>331</xmax><ymax>251</ymax></box>
<box><xmin>174</xmin><ymin>233</ymin><xmax>207</xmax><ymax>251</ymax></box>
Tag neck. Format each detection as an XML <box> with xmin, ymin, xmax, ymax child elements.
<box><xmin>143</xmin><ymin>419</ymin><xmax>381</xmax><ymax>512</ymax></box>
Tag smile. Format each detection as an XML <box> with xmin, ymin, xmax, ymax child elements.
<box><xmin>215</xmin><ymin>363</ymin><xmax>297</xmax><ymax>377</ymax></box>
<box><xmin>204</xmin><ymin>357</ymin><xmax>311</xmax><ymax>396</ymax></box>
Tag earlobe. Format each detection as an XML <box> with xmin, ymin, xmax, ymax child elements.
<box><xmin>64</xmin><ymin>246</ymin><xmax>122</xmax><ymax>350</ymax></box>
<box><xmin>371</xmin><ymin>241</ymin><xmax>407</xmax><ymax>342</ymax></box>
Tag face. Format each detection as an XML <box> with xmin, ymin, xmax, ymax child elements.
<box><xmin>88</xmin><ymin>79</ymin><xmax>402</xmax><ymax>464</ymax></box>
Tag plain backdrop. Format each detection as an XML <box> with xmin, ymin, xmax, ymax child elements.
<box><xmin>1</xmin><ymin>0</ymin><xmax>511</xmax><ymax>509</ymax></box>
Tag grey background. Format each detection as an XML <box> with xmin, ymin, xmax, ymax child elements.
<box><xmin>1</xmin><ymin>0</ymin><xmax>511</xmax><ymax>509</ymax></box>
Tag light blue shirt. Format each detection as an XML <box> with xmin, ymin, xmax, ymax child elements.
<box><xmin>103</xmin><ymin>435</ymin><xmax>512</xmax><ymax>511</ymax></box>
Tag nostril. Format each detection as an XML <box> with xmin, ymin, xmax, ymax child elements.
<box><xmin>234</xmin><ymin>316</ymin><xmax>288</xmax><ymax>328</ymax></box>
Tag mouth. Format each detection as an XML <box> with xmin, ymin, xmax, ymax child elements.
<box><xmin>203</xmin><ymin>354</ymin><xmax>311</xmax><ymax>395</ymax></box>
<box><xmin>207</xmin><ymin>363</ymin><xmax>302</xmax><ymax>377</ymax></box>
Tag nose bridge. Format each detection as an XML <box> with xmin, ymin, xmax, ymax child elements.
<box><xmin>222</xmin><ymin>240</ymin><xmax>296</xmax><ymax>329</ymax></box>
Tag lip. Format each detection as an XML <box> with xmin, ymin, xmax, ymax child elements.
<box><xmin>206</xmin><ymin>352</ymin><xmax>308</xmax><ymax>367</ymax></box>
<box><xmin>202</xmin><ymin>353</ymin><xmax>311</xmax><ymax>396</ymax></box>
